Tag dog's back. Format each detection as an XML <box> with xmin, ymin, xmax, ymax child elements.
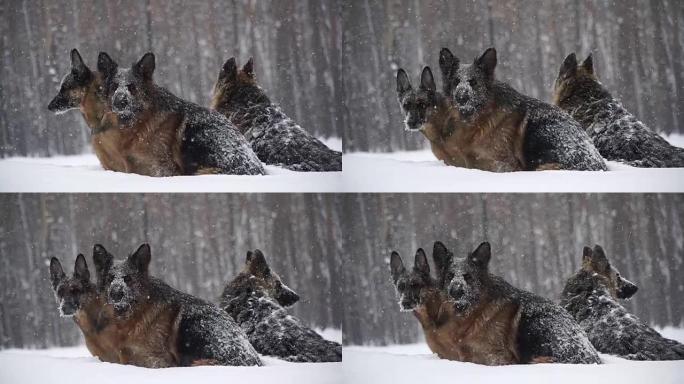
<box><xmin>554</xmin><ymin>53</ymin><xmax>684</xmax><ymax>167</ymax></box>
<box><xmin>212</xmin><ymin>58</ymin><xmax>342</xmax><ymax>172</ymax></box>
<box><xmin>561</xmin><ymin>270</ymin><xmax>684</xmax><ymax>360</ymax></box>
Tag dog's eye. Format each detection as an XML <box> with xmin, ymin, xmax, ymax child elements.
<box><xmin>463</xmin><ymin>273</ymin><xmax>472</xmax><ymax>283</ymax></box>
<box><xmin>123</xmin><ymin>275</ymin><xmax>132</xmax><ymax>284</ymax></box>
<box><xmin>468</xmin><ymin>79</ymin><xmax>476</xmax><ymax>87</ymax></box>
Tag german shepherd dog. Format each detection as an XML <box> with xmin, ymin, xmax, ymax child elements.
<box><xmin>97</xmin><ymin>52</ymin><xmax>264</xmax><ymax>176</ymax></box>
<box><xmin>561</xmin><ymin>245</ymin><xmax>684</xmax><ymax>360</ymax></box>
<box><xmin>48</xmin><ymin>253</ymin><xmax>122</xmax><ymax>363</ymax></box>
<box><xmin>389</xmin><ymin>242</ymin><xmax>515</xmax><ymax>363</ymax></box>
<box><xmin>553</xmin><ymin>53</ymin><xmax>684</xmax><ymax>167</ymax></box>
<box><xmin>444</xmin><ymin>242</ymin><xmax>601</xmax><ymax>364</ymax></box>
<box><xmin>408</xmin><ymin>47</ymin><xmax>606</xmax><ymax>171</ymax></box>
<box><xmin>220</xmin><ymin>249</ymin><xmax>342</xmax><ymax>362</ymax></box>
<box><xmin>47</xmin><ymin>49</ymin><xmax>128</xmax><ymax>172</ymax></box>
<box><xmin>211</xmin><ymin>58</ymin><xmax>342</xmax><ymax>172</ymax></box>
<box><xmin>97</xmin><ymin>243</ymin><xmax>262</xmax><ymax>367</ymax></box>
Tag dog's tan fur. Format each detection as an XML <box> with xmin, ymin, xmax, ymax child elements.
<box><xmin>414</xmin><ymin>286</ymin><xmax>521</xmax><ymax>365</ymax></box>
<box><xmin>420</xmin><ymin>100</ymin><xmax>527</xmax><ymax>172</ymax></box>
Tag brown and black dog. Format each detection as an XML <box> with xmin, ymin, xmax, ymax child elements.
<box><xmin>390</xmin><ymin>242</ymin><xmax>519</xmax><ymax>364</ymax></box>
<box><xmin>47</xmin><ymin>49</ymin><xmax>128</xmax><ymax>172</ymax></box>
<box><xmin>97</xmin><ymin>52</ymin><xmax>264</xmax><ymax>176</ymax></box>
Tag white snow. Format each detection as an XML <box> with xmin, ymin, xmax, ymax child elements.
<box><xmin>0</xmin><ymin>329</ymin><xmax>342</xmax><ymax>384</ymax></box>
<box><xmin>343</xmin><ymin>327</ymin><xmax>684</xmax><ymax>384</ymax></box>
<box><xmin>0</xmin><ymin>137</ymin><xmax>342</xmax><ymax>192</ymax></box>
<box><xmin>342</xmin><ymin>134</ymin><xmax>684</xmax><ymax>192</ymax></box>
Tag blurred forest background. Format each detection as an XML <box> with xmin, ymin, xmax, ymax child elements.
<box><xmin>342</xmin><ymin>0</ymin><xmax>684</xmax><ymax>152</ymax></box>
<box><xmin>0</xmin><ymin>194</ymin><xmax>343</xmax><ymax>348</ymax></box>
<box><xmin>340</xmin><ymin>194</ymin><xmax>684</xmax><ymax>345</ymax></box>
<box><xmin>0</xmin><ymin>0</ymin><xmax>343</xmax><ymax>157</ymax></box>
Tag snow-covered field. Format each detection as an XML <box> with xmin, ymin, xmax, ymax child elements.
<box><xmin>0</xmin><ymin>138</ymin><xmax>342</xmax><ymax>192</ymax></box>
<box><xmin>342</xmin><ymin>135</ymin><xmax>684</xmax><ymax>192</ymax></box>
<box><xmin>343</xmin><ymin>327</ymin><xmax>684</xmax><ymax>384</ymax></box>
<box><xmin>0</xmin><ymin>329</ymin><xmax>342</xmax><ymax>384</ymax></box>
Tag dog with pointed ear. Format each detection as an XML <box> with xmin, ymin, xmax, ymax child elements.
<box><xmin>47</xmin><ymin>48</ymin><xmax>96</xmax><ymax>113</ymax></box>
<box><xmin>48</xmin><ymin>254</ymin><xmax>97</xmax><ymax>317</ymax></box>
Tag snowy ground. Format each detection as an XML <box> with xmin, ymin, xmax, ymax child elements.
<box><xmin>342</xmin><ymin>134</ymin><xmax>684</xmax><ymax>192</ymax></box>
<box><xmin>0</xmin><ymin>138</ymin><xmax>342</xmax><ymax>192</ymax></box>
<box><xmin>0</xmin><ymin>329</ymin><xmax>342</xmax><ymax>384</ymax></box>
<box><xmin>343</xmin><ymin>327</ymin><xmax>684</xmax><ymax>384</ymax></box>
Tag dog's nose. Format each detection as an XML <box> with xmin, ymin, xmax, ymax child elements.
<box><xmin>113</xmin><ymin>94</ymin><xmax>129</xmax><ymax>110</ymax></box>
<box><xmin>455</xmin><ymin>92</ymin><xmax>469</xmax><ymax>104</ymax></box>
<box><xmin>110</xmin><ymin>287</ymin><xmax>124</xmax><ymax>302</ymax></box>
<box><xmin>449</xmin><ymin>284</ymin><xmax>464</xmax><ymax>298</ymax></box>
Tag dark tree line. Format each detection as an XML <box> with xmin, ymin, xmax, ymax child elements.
<box><xmin>339</xmin><ymin>194</ymin><xmax>684</xmax><ymax>345</ymax></box>
<box><xmin>342</xmin><ymin>0</ymin><xmax>684</xmax><ymax>152</ymax></box>
<box><xmin>0</xmin><ymin>194</ymin><xmax>343</xmax><ymax>349</ymax></box>
<box><xmin>0</xmin><ymin>0</ymin><xmax>343</xmax><ymax>158</ymax></box>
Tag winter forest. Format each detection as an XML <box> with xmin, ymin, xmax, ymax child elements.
<box><xmin>342</xmin><ymin>0</ymin><xmax>684</xmax><ymax>152</ymax></box>
<box><xmin>0</xmin><ymin>194</ymin><xmax>343</xmax><ymax>349</ymax></box>
<box><xmin>340</xmin><ymin>194</ymin><xmax>684</xmax><ymax>345</ymax></box>
<box><xmin>0</xmin><ymin>0</ymin><xmax>343</xmax><ymax>157</ymax></box>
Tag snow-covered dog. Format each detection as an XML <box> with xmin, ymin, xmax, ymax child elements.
<box><xmin>561</xmin><ymin>245</ymin><xmax>684</xmax><ymax>360</ymax></box>
<box><xmin>435</xmin><ymin>47</ymin><xmax>606</xmax><ymax>171</ymax></box>
<box><xmin>97</xmin><ymin>52</ymin><xmax>264</xmax><ymax>176</ymax></box>
<box><xmin>554</xmin><ymin>53</ymin><xmax>684</xmax><ymax>167</ymax></box>
<box><xmin>390</xmin><ymin>242</ymin><xmax>522</xmax><ymax>364</ymax></box>
<box><xmin>444</xmin><ymin>242</ymin><xmax>602</xmax><ymax>364</ymax></box>
<box><xmin>211</xmin><ymin>58</ymin><xmax>342</xmax><ymax>172</ymax></box>
<box><xmin>220</xmin><ymin>249</ymin><xmax>342</xmax><ymax>362</ymax></box>
<box><xmin>48</xmin><ymin>252</ymin><xmax>122</xmax><ymax>363</ymax></box>
<box><xmin>98</xmin><ymin>243</ymin><xmax>262</xmax><ymax>367</ymax></box>
<box><xmin>47</xmin><ymin>49</ymin><xmax>128</xmax><ymax>172</ymax></box>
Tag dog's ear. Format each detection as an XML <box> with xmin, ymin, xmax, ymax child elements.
<box><xmin>582</xmin><ymin>245</ymin><xmax>593</xmax><ymax>261</ymax></box>
<box><xmin>92</xmin><ymin>244</ymin><xmax>113</xmax><ymax>287</ymax></box>
<box><xmin>581</xmin><ymin>53</ymin><xmax>594</xmax><ymax>75</ymax></box>
<box><xmin>439</xmin><ymin>48</ymin><xmax>459</xmax><ymax>79</ymax></box>
<box><xmin>475</xmin><ymin>48</ymin><xmax>497</xmax><ymax>80</ymax></box>
<box><xmin>73</xmin><ymin>254</ymin><xmax>90</xmax><ymax>282</ymax></box>
<box><xmin>134</xmin><ymin>52</ymin><xmax>155</xmax><ymax>81</ymax></box>
<box><xmin>242</xmin><ymin>57</ymin><xmax>255</xmax><ymax>78</ymax></box>
<box><xmin>468</xmin><ymin>242</ymin><xmax>491</xmax><ymax>270</ymax></box>
<box><xmin>247</xmin><ymin>249</ymin><xmax>271</xmax><ymax>276</ymax></box>
<box><xmin>396</xmin><ymin>69</ymin><xmax>412</xmax><ymax>95</ymax></box>
<box><xmin>591</xmin><ymin>244</ymin><xmax>609</xmax><ymax>272</ymax></box>
<box><xmin>414</xmin><ymin>248</ymin><xmax>430</xmax><ymax>276</ymax></box>
<box><xmin>129</xmin><ymin>243</ymin><xmax>152</xmax><ymax>274</ymax></box>
<box><xmin>390</xmin><ymin>251</ymin><xmax>406</xmax><ymax>283</ymax></box>
<box><xmin>420</xmin><ymin>66</ymin><xmax>436</xmax><ymax>92</ymax></box>
<box><xmin>219</xmin><ymin>57</ymin><xmax>238</xmax><ymax>82</ymax></box>
<box><xmin>49</xmin><ymin>257</ymin><xmax>66</xmax><ymax>290</ymax></box>
<box><xmin>70</xmin><ymin>49</ymin><xmax>91</xmax><ymax>77</ymax></box>
<box><xmin>558</xmin><ymin>53</ymin><xmax>578</xmax><ymax>79</ymax></box>
<box><xmin>97</xmin><ymin>52</ymin><xmax>118</xmax><ymax>79</ymax></box>
<box><xmin>432</xmin><ymin>241</ymin><xmax>452</xmax><ymax>286</ymax></box>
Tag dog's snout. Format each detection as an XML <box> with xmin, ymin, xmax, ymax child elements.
<box><xmin>113</xmin><ymin>93</ymin><xmax>129</xmax><ymax>110</ymax></box>
<box><xmin>455</xmin><ymin>91</ymin><xmax>469</xmax><ymax>104</ymax></box>
<box><xmin>449</xmin><ymin>283</ymin><xmax>464</xmax><ymax>298</ymax></box>
<box><xmin>110</xmin><ymin>286</ymin><xmax>125</xmax><ymax>302</ymax></box>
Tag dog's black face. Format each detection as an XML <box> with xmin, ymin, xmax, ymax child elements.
<box><xmin>396</xmin><ymin>67</ymin><xmax>440</xmax><ymax>131</ymax></box>
<box><xmin>445</xmin><ymin>242</ymin><xmax>491</xmax><ymax>314</ymax></box>
<box><xmin>48</xmin><ymin>49</ymin><xmax>94</xmax><ymax>113</ymax></box>
<box><xmin>99</xmin><ymin>52</ymin><xmax>154</xmax><ymax>126</ymax></box>
<box><xmin>101</xmin><ymin>244</ymin><xmax>152</xmax><ymax>318</ymax></box>
<box><xmin>242</xmin><ymin>249</ymin><xmax>300</xmax><ymax>307</ymax></box>
<box><xmin>49</xmin><ymin>255</ymin><xmax>95</xmax><ymax>317</ymax></box>
<box><xmin>389</xmin><ymin>249</ymin><xmax>433</xmax><ymax>312</ymax></box>
<box><xmin>581</xmin><ymin>245</ymin><xmax>638</xmax><ymax>300</ymax></box>
<box><xmin>552</xmin><ymin>53</ymin><xmax>598</xmax><ymax>106</ymax></box>
<box><xmin>443</xmin><ymin>48</ymin><xmax>496</xmax><ymax>121</ymax></box>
